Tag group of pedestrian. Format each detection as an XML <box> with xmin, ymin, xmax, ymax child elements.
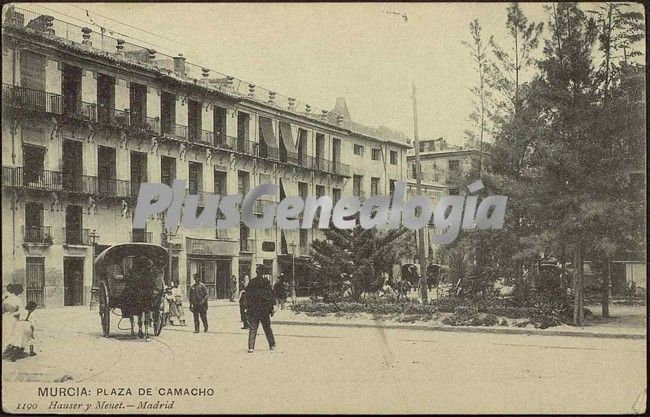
<box><xmin>2</xmin><ymin>284</ymin><xmax>37</xmax><ymax>362</ymax></box>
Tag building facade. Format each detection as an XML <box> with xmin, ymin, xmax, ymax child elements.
<box><xmin>1</xmin><ymin>7</ymin><xmax>410</xmax><ymax>307</ymax></box>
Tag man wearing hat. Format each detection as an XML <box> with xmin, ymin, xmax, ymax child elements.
<box><xmin>189</xmin><ymin>273</ymin><xmax>209</xmax><ymax>333</ymax></box>
<box><xmin>242</xmin><ymin>264</ymin><xmax>276</xmax><ymax>352</ymax></box>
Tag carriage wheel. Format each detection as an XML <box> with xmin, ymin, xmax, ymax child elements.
<box><xmin>99</xmin><ymin>283</ymin><xmax>110</xmax><ymax>337</ymax></box>
<box><xmin>152</xmin><ymin>296</ymin><xmax>165</xmax><ymax>336</ymax></box>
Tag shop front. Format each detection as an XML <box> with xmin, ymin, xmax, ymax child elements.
<box><xmin>186</xmin><ymin>238</ymin><xmax>237</xmax><ymax>300</ymax></box>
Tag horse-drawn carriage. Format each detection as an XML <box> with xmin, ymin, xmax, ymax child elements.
<box><xmin>94</xmin><ymin>243</ymin><xmax>169</xmax><ymax>338</ymax></box>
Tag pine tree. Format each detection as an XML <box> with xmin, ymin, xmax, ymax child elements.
<box><xmin>310</xmin><ymin>225</ymin><xmax>411</xmax><ymax>301</ymax></box>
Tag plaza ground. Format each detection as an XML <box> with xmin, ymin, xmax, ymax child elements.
<box><xmin>2</xmin><ymin>302</ymin><xmax>647</xmax><ymax>414</ymax></box>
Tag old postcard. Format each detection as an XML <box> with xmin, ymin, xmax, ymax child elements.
<box><xmin>1</xmin><ymin>2</ymin><xmax>646</xmax><ymax>414</ymax></box>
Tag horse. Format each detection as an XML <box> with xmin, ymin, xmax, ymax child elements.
<box><xmin>121</xmin><ymin>257</ymin><xmax>164</xmax><ymax>340</ymax></box>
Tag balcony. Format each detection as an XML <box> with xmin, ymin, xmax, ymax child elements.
<box><xmin>97</xmin><ymin>105</ymin><xmax>130</xmax><ymax>127</ymax></box>
<box><xmin>129</xmin><ymin>114</ymin><xmax>160</xmax><ymax>133</ymax></box>
<box><xmin>2</xmin><ymin>166</ymin><xmax>96</xmax><ymax>194</ymax></box>
<box><xmin>62</xmin><ymin>227</ymin><xmax>90</xmax><ymax>245</ymax></box>
<box><xmin>97</xmin><ymin>177</ymin><xmax>131</xmax><ymax>198</ymax></box>
<box><xmin>62</xmin><ymin>99</ymin><xmax>97</xmax><ymax>122</ymax></box>
<box><xmin>131</xmin><ymin>230</ymin><xmax>153</xmax><ymax>243</ymax></box>
<box><xmin>332</xmin><ymin>161</ymin><xmax>351</xmax><ymax>177</ymax></box>
<box><xmin>240</xmin><ymin>238</ymin><xmax>255</xmax><ymax>253</ymax></box>
<box><xmin>163</xmin><ymin>123</ymin><xmax>188</xmax><ymax>141</ymax></box>
<box><xmin>3</xmin><ymin>84</ymin><xmax>62</xmax><ymax>114</ymax></box>
<box><xmin>189</xmin><ymin>128</ymin><xmax>213</xmax><ymax>145</ymax></box>
<box><xmin>22</xmin><ymin>226</ymin><xmax>53</xmax><ymax>245</ymax></box>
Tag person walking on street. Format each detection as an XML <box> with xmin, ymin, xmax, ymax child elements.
<box><xmin>229</xmin><ymin>275</ymin><xmax>238</xmax><ymax>302</ymax></box>
<box><xmin>189</xmin><ymin>274</ymin><xmax>208</xmax><ymax>333</ymax></box>
<box><xmin>239</xmin><ymin>284</ymin><xmax>249</xmax><ymax>329</ymax></box>
<box><xmin>243</xmin><ymin>265</ymin><xmax>276</xmax><ymax>353</ymax></box>
<box><xmin>273</xmin><ymin>274</ymin><xmax>288</xmax><ymax>310</ymax></box>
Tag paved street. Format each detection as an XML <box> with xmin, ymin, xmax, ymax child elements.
<box><xmin>2</xmin><ymin>303</ymin><xmax>646</xmax><ymax>414</ymax></box>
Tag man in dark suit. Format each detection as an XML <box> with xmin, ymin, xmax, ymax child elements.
<box><xmin>243</xmin><ymin>264</ymin><xmax>276</xmax><ymax>353</ymax></box>
<box><xmin>189</xmin><ymin>273</ymin><xmax>209</xmax><ymax>333</ymax></box>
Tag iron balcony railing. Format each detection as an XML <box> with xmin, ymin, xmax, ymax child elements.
<box><xmin>131</xmin><ymin>230</ymin><xmax>153</xmax><ymax>243</ymax></box>
<box><xmin>62</xmin><ymin>99</ymin><xmax>97</xmax><ymax>122</ymax></box>
<box><xmin>3</xmin><ymin>84</ymin><xmax>63</xmax><ymax>114</ymax></box>
<box><xmin>62</xmin><ymin>227</ymin><xmax>90</xmax><ymax>245</ymax></box>
<box><xmin>188</xmin><ymin>128</ymin><xmax>213</xmax><ymax>145</ymax></box>
<box><xmin>280</xmin><ymin>150</ymin><xmax>300</xmax><ymax>165</ymax></box>
<box><xmin>97</xmin><ymin>105</ymin><xmax>130</xmax><ymax>126</ymax></box>
<box><xmin>129</xmin><ymin>113</ymin><xmax>160</xmax><ymax>133</ymax></box>
<box><xmin>2</xmin><ymin>166</ymin><xmax>96</xmax><ymax>194</ymax></box>
<box><xmin>22</xmin><ymin>226</ymin><xmax>53</xmax><ymax>245</ymax></box>
<box><xmin>240</xmin><ymin>238</ymin><xmax>255</xmax><ymax>253</ymax></box>
<box><xmin>333</xmin><ymin>161</ymin><xmax>351</xmax><ymax>177</ymax></box>
<box><xmin>97</xmin><ymin>177</ymin><xmax>131</xmax><ymax>197</ymax></box>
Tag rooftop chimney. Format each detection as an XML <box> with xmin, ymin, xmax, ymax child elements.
<box><xmin>201</xmin><ymin>68</ymin><xmax>210</xmax><ymax>79</ymax></box>
<box><xmin>173</xmin><ymin>54</ymin><xmax>186</xmax><ymax>75</ymax></box>
<box><xmin>268</xmin><ymin>91</ymin><xmax>276</xmax><ymax>104</ymax></box>
<box><xmin>248</xmin><ymin>84</ymin><xmax>256</xmax><ymax>97</ymax></box>
<box><xmin>321</xmin><ymin>110</ymin><xmax>328</xmax><ymax>121</ymax></box>
<box><xmin>148</xmin><ymin>49</ymin><xmax>157</xmax><ymax>64</ymax></box>
<box><xmin>116</xmin><ymin>39</ymin><xmax>125</xmax><ymax>55</ymax></box>
<box><xmin>287</xmin><ymin>97</ymin><xmax>296</xmax><ymax>110</ymax></box>
<box><xmin>226</xmin><ymin>76</ymin><xmax>234</xmax><ymax>88</ymax></box>
<box><xmin>336</xmin><ymin>115</ymin><xmax>344</xmax><ymax>126</ymax></box>
<box><xmin>81</xmin><ymin>27</ymin><xmax>92</xmax><ymax>47</ymax></box>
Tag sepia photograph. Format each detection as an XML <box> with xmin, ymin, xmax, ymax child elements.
<box><xmin>1</xmin><ymin>1</ymin><xmax>647</xmax><ymax>414</ymax></box>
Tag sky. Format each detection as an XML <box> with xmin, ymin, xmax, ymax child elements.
<box><xmin>19</xmin><ymin>3</ymin><xmax>645</xmax><ymax>146</ymax></box>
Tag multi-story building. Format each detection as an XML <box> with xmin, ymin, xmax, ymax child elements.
<box><xmin>1</xmin><ymin>7</ymin><xmax>410</xmax><ymax>307</ymax></box>
<box><xmin>405</xmin><ymin>137</ymin><xmax>491</xmax><ymax>265</ymax></box>
<box><xmin>407</xmin><ymin>137</ymin><xmax>490</xmax><ymax>195</ymax></box>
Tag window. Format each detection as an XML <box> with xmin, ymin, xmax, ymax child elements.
<box><xmin>213</xmin><ymin>106</ymin><xmax>227</xmax><ymax>146</ymax></box>
<box><xmin>160</xmin><ymin>91</ymin><xmax>176</xmax><ymax>135</ymax></box>
<box><xmin>188</xmin><ymin>99</ymin><xmax>203</xmax><ymax>142</ymax></box>
<box><xmin>62</xmin><ymin>139</ymin><xmax>83</xmax><ymax>192</ymax></box>
<box><xmin>129</xmin><ymin>82</ymin><xmax>147</xmax><ymax>126</ymax></box>
<box><xmin>390</xmin><ymin>150</ymin><xmax>398</xmax><ymax>165</ymax></box>
<box><xmin>97</xmin><ymin>73</ymin><xmax>115</xmax><ymax>124</ymax></box>
<box><xmin>353</xmin><ymin>175</ymin><xmax>363</xmax><ymax>197</ymax></box>
<box><xmin>448</xmin><ymin>160</ymin><xmax>460</xmax><ymax>171</ymax></box>
<box><xmin>389</xmin><ymin>179</ymin><xmax>396</xmax><ymax>195</ymax></box>
<box><xmin>238</xmin><ymin>171</ymin><xmax>250</xmax><ymax>195</ymax></box>
<box><xmin>353</xmin><ymin>144</ymin><xmax>364</xmax><ymax>156</ymax></box>
<box><xmin>160</xmin><ymin>156</ymin><xmax>176</xmax><ymax>187</ymax></box>
<box><xmin>25</xmin><ymin>257</ymin><xmax>45</xmax><ymax>307</ymax></box>
<box><xmin>188</xmin><ymin>161</ymin><xmax>203</xmax><ymax>195</ymax></box>
<box><xmin>237</xmin><ymin>112</ymin><xmax>250</xmax><ymax>141</ymax></box>
<box><xmin>411</xmin><ymin>163</ymin><xmax>417</xmax><ymax>179</ymax></box>
<box><xmin>65</xmin><ymin>205</ymin><xmax>84</xmax><ymax>244</ymax></box>
<box><xmin>371</xmin><ymin>177</ymin><xmax>380</xmax><ymax>196</ymax></box>
<box><xmin>24</xmin><ymin>202</ymin><xmax>45</xmax><ymax>243</ymax></box>
<box><xmin>98</xmin><ymin>146</ymin><xmax>117</xmax><ymax>194</ymax></box>
<box><xmin>20</xmin><ymin>51</ymin><xmax>46</xmax><ymax>91</ymax></box>
<box><xmin>22</xmin><ymin>145</ymin><xmax>45</xmax><ymax>185</ymax></box>
<box><xmin>449</xmin><ymin>188</ymin><xmax>459</xmax><ymax>195</ymax></box>
<box><xmin>300</xmin><ymin>229</ymin><xmax>308</xmax><ymax>246</ymax></box>
<box><xmin>315</xmin><ymin>133</ymin><xmax>325</xmax><ymax>162</ymax></box>
<box><xmin>297</xmin><ymin>128</ymin><xmax>308</xmax><ymax>165</ymax></box>
<box><xmin>130</xmin><ymin>151</ymin><xmax>148</xmax><ymax>197</ymax></box>
<box><xmin>332</xmin><ymin>188</ymin><xmax>341</xmax><ymax>205</ymax></box>
<box><xmin>372</xmin><ymin>149</ymin><xmax>381</xmax><ymax>160</ymax></box>
<box><xmin>62</xmin><ymin>63</ymin><xmax>82</xmax><ymax>116</ymax></box>
<box><xmin>315</xmin><ymin>185</ymin><xmax>325</xmax><ymax>198</ymax></box>
<box><xmin>214</xmin><ymin>170</ymin><xmax>227</xmax><ymax>195</ymax></box>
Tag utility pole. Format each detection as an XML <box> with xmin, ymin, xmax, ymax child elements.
<box><xmin>412</xmin><ymin>83</ymin><xmax>428</xmax><ymax>303</ymax></box>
